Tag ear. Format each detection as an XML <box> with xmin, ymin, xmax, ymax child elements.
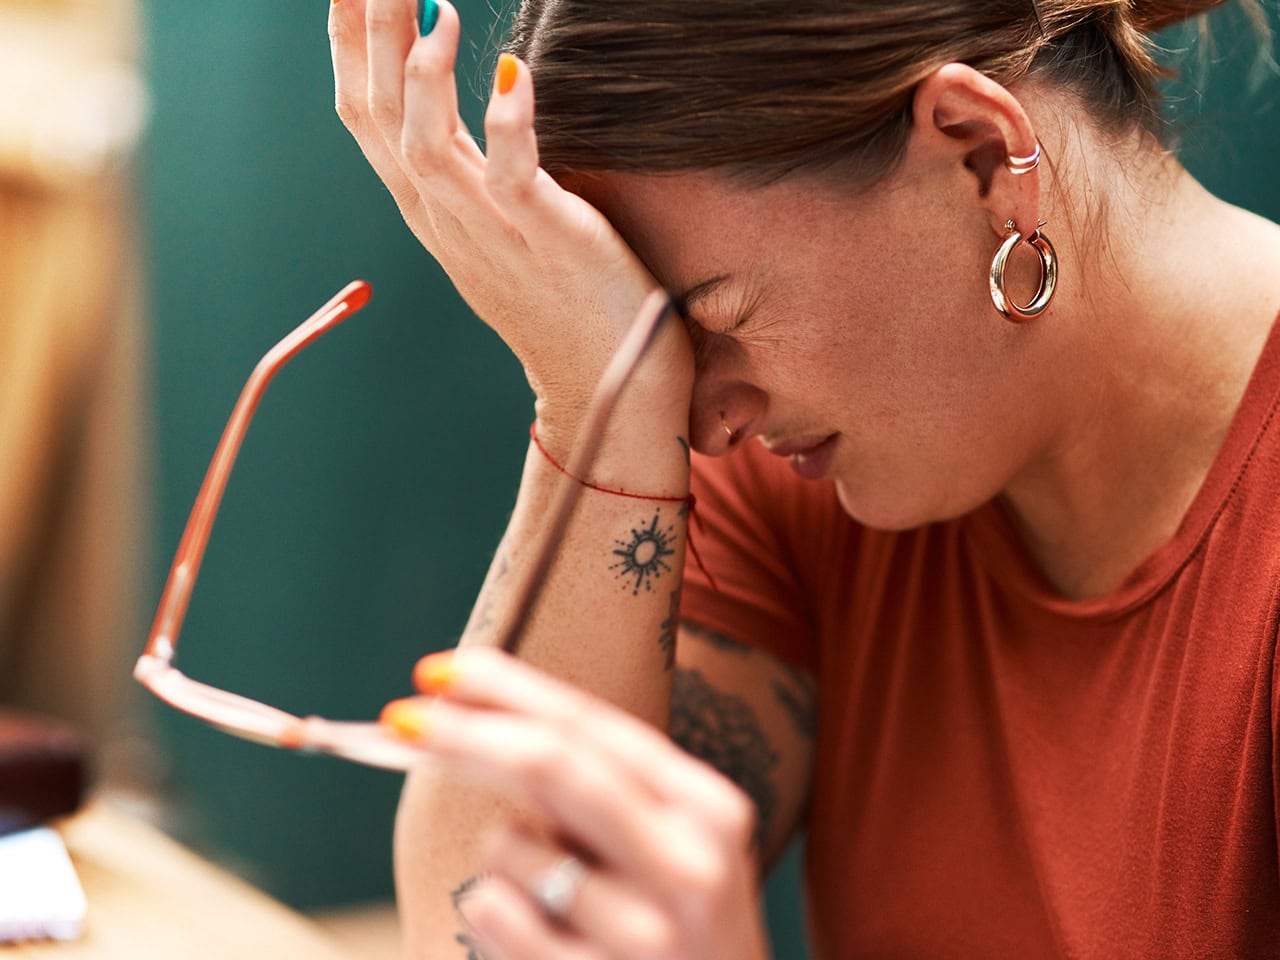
<box><xmin>910</xmin><ymin>63</ymin><xmax>1041</xmax><ymax>240</ymax></box>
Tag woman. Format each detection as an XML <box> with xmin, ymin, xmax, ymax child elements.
<box><xmin>330</xmin><ymin>0</ymin><xmax>1280</xmax><ymax>956</ymax></box>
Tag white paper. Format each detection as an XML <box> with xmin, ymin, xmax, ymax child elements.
<box><xmin>0</xmin><ymin>826</ymin><xmax>86</xmax><ymax>942</ymax></box>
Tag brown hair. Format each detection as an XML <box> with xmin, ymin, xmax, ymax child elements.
<box><xmin>505</xmin><ymin>0</ymin><xmax>1269</xmax><ymax>185</ymax></box>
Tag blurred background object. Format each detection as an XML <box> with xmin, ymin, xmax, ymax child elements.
<box><xmin>0</xmin><ymin>0</ymin><xmax>149</xmax><ymax>784</ymax></box>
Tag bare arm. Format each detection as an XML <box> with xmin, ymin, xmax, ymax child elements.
<box><xmin>396</xmin><ymin>428</ymin><xmax>693</xmax><ymax>956</ymax></box>
<box><xmin>326</xmin><ymin>1</ymin><xmax>741</xmax><ymax>954</ymax></box>
<box><xmin>672</xmin><ymin>622</ymin><xmax>817</xmax><ymax>870</ymax></box>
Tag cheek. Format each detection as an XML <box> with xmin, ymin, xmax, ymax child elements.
<box><xmin>724</xmin><ymin>230</ymin><xmax>1012</xmax><ymax>425</ymax></box>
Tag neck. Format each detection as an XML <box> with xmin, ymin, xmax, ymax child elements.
<box><xmin>1000</xmin><ymin>153</ymin><xmax>1280</xmax><ymax>599</ymax></box>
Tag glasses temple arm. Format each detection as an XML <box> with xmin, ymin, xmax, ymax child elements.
<box><xmin>141</xmin><ymin>281</ymin><xmax>373</xmax><ymax>663</ymax></box>
<box><xmin>496</xmin><ymin>290</ymin><xmax>677</xmax><ymax>656</ymax></box>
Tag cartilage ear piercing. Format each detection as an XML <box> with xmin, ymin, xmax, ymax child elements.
<box><xmin>1006</xmin><ymin>143</ymin><xmax>1041</xmax><ymax>175</ymax></box>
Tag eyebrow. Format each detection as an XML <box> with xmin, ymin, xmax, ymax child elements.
<box><xmin>675</xmin><ymin>274</ymin><xmax>731</xmax><ymax>312</ymax></box>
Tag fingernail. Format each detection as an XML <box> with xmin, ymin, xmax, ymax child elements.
<box><xmin>381</xmin><ymin>698</ymin><xmax>431</xmax><ymax>742</ymax></box>
<box><xmin>279</xmin><ymin>718</ymin><xmax>308</xmax><ymax>751</ymax></box>
<box><xmin>418</xmin><ymin>0</ymin><xmax>439</xmax><ymax>36</ymax></box>
<box><xmin>413</xmin><ymin>652</ymin><xmax>459</xmax><ymax>695</ymax></box>
<box><xmin>496</xmin><ymin>53</ymin><xmax>519</xmax><ymax>96</ymax></box>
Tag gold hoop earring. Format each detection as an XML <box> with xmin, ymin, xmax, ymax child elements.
<box><xmin>989</xmin><ymin>220</ymin><xmax>1058</xmax><ymax>322</ymax></box>
<box><xmin>720</xmin><ymin>412</ymin><xmax>736</xmax><ymax>440</ymax></box>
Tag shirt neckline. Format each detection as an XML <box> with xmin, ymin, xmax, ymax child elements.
<box><xmin>963</xmin><ymin>314</ymin><xmax>1280</xmax><ymax>621</ymax></box>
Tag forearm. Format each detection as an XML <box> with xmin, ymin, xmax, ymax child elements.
<box><xmin>396</xmin><ymin>404</ymin><xmax>692</xmax><ymax>956</ymax></box>
<box><xmin>462</xmin><ymin>422</ymin><xmax>691</xmax><ymax>714</ymax></box>
<box><xmin>328</xmin><ymin>3</ymin><xmax>698</xmax><ymax>944</ymax></box>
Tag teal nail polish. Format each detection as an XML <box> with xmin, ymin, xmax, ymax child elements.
<box><xmin>418</xmin><ymin>0</ymin><xmax>439</xmax><ymax>36</ymax></box>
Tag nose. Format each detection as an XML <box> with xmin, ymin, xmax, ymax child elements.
<box><xmin>689</xmin><ymin>378</ymin><xmax>768</xmax><ymax>456</ymax></box>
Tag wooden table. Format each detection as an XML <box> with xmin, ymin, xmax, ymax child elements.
<box><xmin>9</xmin><ymin>804</ymin><xmax>354</xmax><ymax>959</ymax></box>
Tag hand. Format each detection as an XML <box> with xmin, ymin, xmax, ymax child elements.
<box><xmin>328</xmin><ymin>0</ymin><xmax>694</xmax><ymax>440</ymax></box>
<box><xmin>382</xmin><ymin>648</ymin><xmax>773</xmax><ymax>960</ymax></box>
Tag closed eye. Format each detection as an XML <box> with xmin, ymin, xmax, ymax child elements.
<box><xmin>684</xmin><ymin>283</ymin><xmax>766</xmax><ymax>338</ymax></box>
<box><xmin>675</xmin><ymin>274</ymin><xmax>772</xmax><ymax>368</ymax></box>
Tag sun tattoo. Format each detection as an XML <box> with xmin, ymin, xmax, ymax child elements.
<box><xmin>610</xmin><ymin>512</ymin><xmax>677</xmax><ymax>595</ymax></box>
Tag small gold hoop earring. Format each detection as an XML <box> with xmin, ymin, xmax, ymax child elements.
<box><xmin>1006</xmin><ymin>143</ymin><xmax>1041</xmax><ymax>175</ymax></box>
<box><xmin>720</xmin><ymin>412</ymin><xmax>736</xmax><ymax>440</ymax></box>
<box><xmin>989</xmin><ymin>221</ymin><xmax>1058</xmax><ymax>322</ymax></box>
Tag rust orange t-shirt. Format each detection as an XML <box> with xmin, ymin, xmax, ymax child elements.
<box><xmin>682</xmin><ymin>323</ymin><xmax>1280</xmax><ymax>958</ymax></box>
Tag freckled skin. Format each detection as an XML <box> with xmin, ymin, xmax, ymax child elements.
<box><xmin>580</xmin><ymin>169</ymin><xmax>1046</xmax><ymax>531</ymax></box>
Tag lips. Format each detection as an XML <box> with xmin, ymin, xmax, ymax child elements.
<box><xmin>761</xmin><ymin>433</ymin><xmax>841</xmax><ymax>481</ymax></box>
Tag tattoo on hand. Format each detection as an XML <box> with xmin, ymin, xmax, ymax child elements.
<box><xmin>610</xmin><ymin>511</ymin><xmax>677</xmax><ymax>595</ymax></box>
<box><xmin>451</xmin><ymin>875</ymin><xmax>489</xmax><ymax>960</ymax></box>
<box><xmin>669</xmin><ymin>667</ymin><xmax>779</xmax><ymax>852</ymax></box>
<box><xmin>659</xmin><ymin>588</ymin><xmax>682</xmax><ymax>670</ymax></box>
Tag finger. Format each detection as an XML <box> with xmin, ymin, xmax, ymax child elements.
<box><xmin>462</xmin><ymin>875</ymin><xmax>606</xmax><ymax>960</ymax></box>
<box><xmin>483</xmin><ymin>55</ymin><xmax>541</xmax><ymax>210</ymax></box>
<box><xmin>385</xmin><ymin>697</ymin><xmax>671</xmax><ymax>875</ymax></box>
<box><xmin>330</xmin><ymin>0</ymin><xmax>373</xmax><ymax>139</ymax></box>
<box><xmin>330</xmin><ymin>0</ymin><xmax>428</xmax><ymax>223</ymax></box>
<box><xmin>482</xmin><ymin>56</ymin><xmax>602</xmax><ymax>253</ymax></box>
<box><xmin>415</xmin><ymin>648</ymin><xmax>753</xmax><ymax>835</ymax></box>
<box><xmin>484</xmin><ymin>824</ymin><xmax>675</xmax><ymax>958</ymax></box>
<box><xmin>365</xmin><ymin>0</ymin><xmax>416</xmax><ymax>144</ymax></box>
<box><xmin>401</xmin><ymin>1</ymin><xmax>485</xmax><ymax>182</ymax></box>
<box><xmin>398</xmin><ymin>1</ymin><xmax>500</xmax><ymax>250</ymax></box>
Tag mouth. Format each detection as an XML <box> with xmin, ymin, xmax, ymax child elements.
<box><xmin>760</xmin><ymin>433</ymin><xmax>841</xmax><ymax>481</ymax></box>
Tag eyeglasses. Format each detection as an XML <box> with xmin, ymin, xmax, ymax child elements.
<box><xmin>134</xmin><ymin>281</ymin><xmax>676</xmax><ymax>771</ymax></box>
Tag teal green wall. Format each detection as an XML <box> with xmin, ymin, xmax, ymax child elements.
<box><xmin>142</xmin><ymin>0</ymin><xmax>529</xmax><ymax>909</ymax></box>
<box><xmin>140</xmin><ymin>1</ymin><xmax>1276</xmax><ymax>953</ymax></box>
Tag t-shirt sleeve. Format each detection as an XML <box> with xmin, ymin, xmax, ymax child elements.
<box><xmin>681</xmin><ymin>444</ymin><xmax>821</xmax><ymax>673</ymax></box>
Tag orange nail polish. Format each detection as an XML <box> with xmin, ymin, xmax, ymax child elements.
<box><xmin>381</xmin><ymin>699</ymin><xmax>430</xmax><ymax>742</ymax></box>
<box><xmin>496</xmin><ymin>54</ymin><xmax>519</xmax><ymax>96</ymax></box>
<box><xmin>279</xmin><ymin>718</ymin><xmax>308</xmax><ymax>751</ymax></box>
<box><xmin>414</xmin><ymin>652</ymin><xmax>459</xmax><ymax>695</ymax></box>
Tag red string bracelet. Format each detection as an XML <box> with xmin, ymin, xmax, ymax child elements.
<box><xmin>529</xmin><ymin>423</ymin><xmax>718</xmax><ymax>591</ymax></box>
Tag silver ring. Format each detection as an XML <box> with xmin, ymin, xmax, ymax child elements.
<box><xmin>531</xmin><ymin>856</ymin><xmax>587</xmax><ymax>921</ymax></box>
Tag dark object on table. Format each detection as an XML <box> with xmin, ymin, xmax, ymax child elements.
<box><xmin>0</xmin><ymin>711</ymin><xmax>87</xmax><ymax>836</ymax></box>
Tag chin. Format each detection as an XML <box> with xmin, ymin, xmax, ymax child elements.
<box><xmin>834</xmin><ymin>478</ymin><xmax>946</xmax><ymax>532</ymax></box>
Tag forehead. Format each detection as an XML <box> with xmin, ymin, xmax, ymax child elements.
<box><xmin>572</xmin><ymin>171</ymin><xmax>860</xmax><ymax>292</ymax></box>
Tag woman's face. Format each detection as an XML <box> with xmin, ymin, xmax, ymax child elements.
<box><xmin>580</xmin><ymin>166</ymin><xmax>1054</xmax><ymax>530</ymax></box>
